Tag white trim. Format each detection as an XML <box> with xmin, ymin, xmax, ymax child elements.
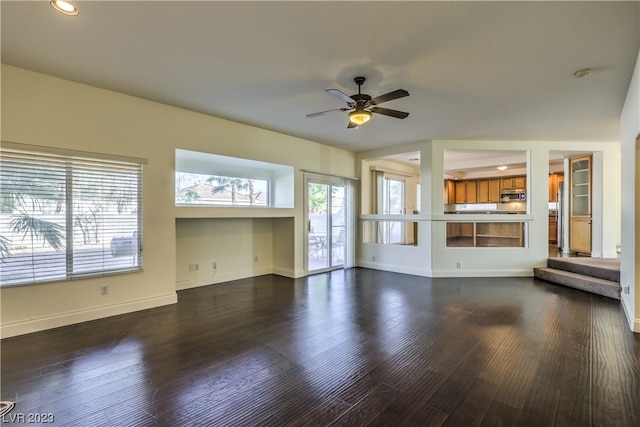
<box><xmin>358</xmin><ymin>261</ymin><xmax>432</xmax><ymax>277</ymax></box>
<box><xmin>272</xmin><ymin>266</ymin><xmax>297</xmax><ymax>278</ymax></box>
<box><xmin>431</xmin><ymin>269</ymin><xmax>533</xmax><ymax>278</ymax></box>
<box><xmin>358</xmin><ymin>262</ymin><xmax>533</xmax><ymax>278</ymax></box>
<box><xmin>621</xmin><ymin>297</ymin><xmax>640</xmax><ymax>333</ymax></box>
<box><xmin>1</xmin><ymin>293</ymin><xmax>177</xmax><ymax>338</ymax></box>
<box><xmin>176</xmin><ymin>267</ymin><xmax>273</xmax><ymax>290</ymax></box>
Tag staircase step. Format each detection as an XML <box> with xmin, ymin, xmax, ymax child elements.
<box><xmin>534</xmin><ymin>267</ymin><xmax>620</xmax><ymax>300</ymax></box>
<box><xmin>547</xmin><ymin>258</ymin><xmax>620</xmax><ymax>282</ymax></box>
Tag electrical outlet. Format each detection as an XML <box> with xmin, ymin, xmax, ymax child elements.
<box><xmin>194</xmin><ymin>263</ymin><xmax>199</xmax><ymax>271</ymax></box>
<box><xmin>100</xmin><ymin>285</ymin><xmax>108</xmax><ymax>295</ymax></box>
<box><xmin>456</xmin><ymin>262</ymin><xmax>462</xmax><ymax>269</ymax></box>
<box><xmin>624</xmin><ymin>286</ymin><xmax>630</xmax><ymax>294</ymax></box>
<box><xmin>189</xmin><ymin>264</ymin><xmax>194</xmax><ymax>272</ymax></box>
<box><xmin>254</xmin><ymin>256</ymin><xmax>258</xmax><ymax>263</ymax></box>
<box><xmin>372</xmin><ymin>255</ymin><xmax>376</xmax><ymax>262</ymax></box>
<box><xmin>212</xmin><ymin>261</ymin><xmax>217</xmax><ymax>269</ymax></box>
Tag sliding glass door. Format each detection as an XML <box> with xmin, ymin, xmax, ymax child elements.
<box><xmin>305</xmin><ymin>176</ymin><xmax>352</xmax><ymax>273</ymax></box>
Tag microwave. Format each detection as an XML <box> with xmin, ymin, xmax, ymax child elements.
<box><xmin>500</xmin><ymin>189</ymin><xmax>526</xmax><ymax>203</ymax></box>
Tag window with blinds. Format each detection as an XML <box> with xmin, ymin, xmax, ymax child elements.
<box><xmin>0</xmin><ymin>145</ymin><xmax>143</xmax><ymax>286</ymax></box>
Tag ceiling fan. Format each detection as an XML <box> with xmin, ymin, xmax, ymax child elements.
<box><xmin>306</xmin><ymin>77</ymin><xmax>409</xmax><ymax>128</ymax></box>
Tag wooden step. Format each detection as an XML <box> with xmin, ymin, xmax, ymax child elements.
<box><xmin>547</xmin><ymin>257</ymin><xmax>619</xmax><ymax>282</ymax></box>
<box><xmin>534</xmin><ymin>267</ymin><xmax>620</xmax><ymax>300</ymax></box>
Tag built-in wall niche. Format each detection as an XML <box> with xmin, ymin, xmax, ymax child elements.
<box><xmin>361</xmin><ymin>151</ymin><xmax>421</xmax><ymax>215</ymax></box>
<box><xmin>175</xmin><ymin>149</ymin><xmax>294</xmax><ymax>208</ymax></box>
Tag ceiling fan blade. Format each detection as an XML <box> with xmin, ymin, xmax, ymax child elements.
<box><xmin>370</xmin><ymin>107</ymin><xmax>410</xmax><ymax>119</ymax></box>
<box><xmin>370</xmin><ymin>89</ymin><xmax>409</xmax><ymax>105</ymax></box>
<box><xmin>326</xmin><ymin>89</ymin><xmax>355</xmax><ymax>104</ymax></box>
<box><xmin>306</xmin><ymin>108</ymin><xmax>350</xmax><ymax>118</ymax></box>
<box><xmin>347</xmin><ymin>121</ymin><xmax>358</xmax><ymax>129</ymax></box>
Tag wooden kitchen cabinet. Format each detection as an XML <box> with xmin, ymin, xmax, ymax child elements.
<box><xmin>453</xmin><ymin>180</ymin><xmax>478</xmax><ymax>203</ymax></box>
<box><xmin>549</xmin><ymin>215</ymin><xmax>558</xmax><ymax>243</ymax></box>
<box><xmin>489</xmin><ymin>178</ymin><xmax>501</xmax><ymax>202</ymax></box>
<box><xmin>548</xmin><ymin>173</ymin><xmax>564</xmax><ymax>202</ymax></box>
<box><xmin>446</xmin><ymin>177</ymin><xmax>502</xmax><ymax>204</ymax></box>
<box><xmin>501</xmin><ymin>175</ymin><xmax>526</xmax><ymax>190</ymax></box>
<box><xmin>444</xmin><ymin>180</ymin><xmax>456</xmax><ymax>204</ymax></box>
<box><xmin>455</xmin><ymin>181</ymin><xmax>466</xmax><ymax>203</ymax></box>
<box><xmin>477</xmin><ymin>179</ymin><xmax>489</xmax><ymax>203</ymax></box>
<box><xmin>465</xmin><ymin>180</ymin><xmax>477</xmax><ymax>203</ymax></box>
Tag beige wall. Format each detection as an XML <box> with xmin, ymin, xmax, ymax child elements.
<box><xmin>1</xmin><ymin>65</ymin><xmax>355</xmax><ymax>336</ymax></box>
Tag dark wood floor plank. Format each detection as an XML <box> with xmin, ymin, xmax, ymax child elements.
<box><xmin>2</xmin><ymin>269</ymin><xmax>639</xmax><ymax>426</ymax></box>
<box><xmin>329</xmin><ymin>383</ymin><xmax>399</xmax><ymax>426</ymax></box>
<box><xmin>441</xmin><ymin>378</ymin><xmax>498</xmax><ymax>426</ymax></box>
<box><xmin>480</xmin><ymin>400</ymin><xmax>521</xmax><ymax>427</ymax></box>
<box><xmin>288</xmin><ymin>397</ymin><xmax>351</xmax><ymax>427</ymax></box>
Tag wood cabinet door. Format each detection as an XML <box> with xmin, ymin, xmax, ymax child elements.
<box><xmin>548</xmin><ymin>174</ymin><xmax>558</xmax><ymax>202</ymax></box>
<box><xmin>512</xmin><ymin>176</ymin><xmax>526</xmax><ymax>189</ymax></box>
<box><xmin>489</xmin><ymin>179</ymin><xmax>501</xmax><ymax>202</ymax></box>
<box><xmin>465</xmin><ymin>180</ymin><xmax>477</xmax><ymax>203</ymax></box>
<box><xmin>446</xmin><ymin>180</ymin><xmax>456</xmax><ymax>204</ymax></box>
<box><xmin>477</xmin><ymin>179</ymin><xmax>489</xmax><ymax>203</ymax></box>
<box><xmin>501</xmin><ymin>177</ymin><xmax>513</xmax><ymax>189</ymax></box>
<box><xmin>549</xmin><ymin>217</ymin><xmax>557</xmax><ymax>243</ymax></box>
<box><xmin>455</xmin><ymin>181</ymin><xmax>466</xmax><ymax>203</ymax></box>
<box><xmin>548</xmin><ymin>173</ymin><xmax>563</xmax><ymax>202</ymax></box>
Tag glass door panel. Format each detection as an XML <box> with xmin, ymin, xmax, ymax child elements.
<box><xmin>306</xmin><ymin>179</ymin><xmax>347</xmax><ymax>272</ymax></box>
<box><xmin>308</xmin><ymin>182</ymin><xmax>330</xmax><ymax>271</ymax></box>
<box><xmin>330</xmin><ymin>185</ymin><xmax>345</xmax><ymax>267</ymax></box>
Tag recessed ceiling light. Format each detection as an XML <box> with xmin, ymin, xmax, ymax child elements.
<box><xmin>497</xmin><ymin>166</ymin><xmax>508</xmax><ymax>171</ymax></box>
<box><xmin>573</xmin><ymin>68</ymin><xmax>592</xmax><ymax>78</ymax></box>
<box><xmin>50</xmin><ymin>1</ymin><xmax>79</xmax><ymax>16</ymax></box>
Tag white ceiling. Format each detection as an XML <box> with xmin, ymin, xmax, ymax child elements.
<box><xmin>2</xmin><ymin>1</ymin><xmax>639</xmax><ymax>152</ymax></box>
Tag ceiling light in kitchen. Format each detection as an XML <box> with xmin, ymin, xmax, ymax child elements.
<box><xmin>50</xmin><ymin>1</ymin><xmax>79</xmax><ymax>16</ymax></box>
<box><xmin>497</xmin><ymin>166</ymin><xmax>508</xmax><ymax>171</ymax></box>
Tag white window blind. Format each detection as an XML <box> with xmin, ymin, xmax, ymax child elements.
<box><xmin>0</xmin><ymin>146</ymin><xmax>143</xmax><ymax>286</ymax></box>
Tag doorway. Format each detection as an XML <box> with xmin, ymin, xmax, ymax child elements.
<box><xmin>305</xmin><ymin>175</ymin><xmax>354</xmax><ymax>273</ymax></box>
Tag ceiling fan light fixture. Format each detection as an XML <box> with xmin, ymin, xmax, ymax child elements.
<box><xmin>349</xmin><ymin>109</ymin><xmax>372</xmax><ymax>126</ymax></box>
<box><xmin>50</xmin><ymin>0</ymin><xmax>79</xmax><ymax>16</ymax></box>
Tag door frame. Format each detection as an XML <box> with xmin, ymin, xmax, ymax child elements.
<box><xmin>304</xmin><ymin>174</ymin><xmax>355</xmax><ymax>274</ymax></box>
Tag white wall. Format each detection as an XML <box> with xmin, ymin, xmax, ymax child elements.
<box><xmin>357</xmin><ymin>142</ymin><xmax>434</xmax><ymax>275</ymax></box>
<box><xmin>0</xmin><ymin>65</ymin><xmax>355</xmax><ymax>337</ymax></box>
<box><xmin>620</xmin><ymin>50</ymin><xmax>640</xmax><ymax>332</ymax></box>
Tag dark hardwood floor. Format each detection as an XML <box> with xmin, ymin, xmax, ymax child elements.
<box><xmin>2</xmin><ymin>268</ymin><xmax>639</xmax><ymax>426</ymax></box>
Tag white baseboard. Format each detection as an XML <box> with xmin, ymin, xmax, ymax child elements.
<box><xmin>431</xmin><ymin>269</ymin><xmax>533</xmax><ymax>278</ymax></box>
<box><xmin>358</xmin><ymin>261</ymin><xmax>432</xmax><ymax>277</ymax></box>
<box><xmin>601</xmin><ymin>251</ymin><xmax>620</xmax><ymax>259</ymax></box>
<box><xmin>176</xmin><ymin>267</ymin><xmax>273</xmax><ymax>290</ymax></box>
<box><xmin>357</xmin><ymin>261</ymin><xmax>532</xmax><ymax>278</ymax></box>
<box><xmin>1</xmin><ymin>293</ymin><xmax>177</xmax><ymax>338</ymax></box>
<box><xmin>272</xmin><ymin>266</ymin><xmax>297</xmax><ymax>278</ymax></box>
<box><xmin>620</xmin><ymin>297</ymin><xmax>640</xmax><ymax>333</ymax></box>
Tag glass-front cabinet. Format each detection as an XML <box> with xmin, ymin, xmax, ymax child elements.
<box><xmin>569</xmin><ymin>155</ymin><xmax>591</xmax><ymax>254</ymax></box>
